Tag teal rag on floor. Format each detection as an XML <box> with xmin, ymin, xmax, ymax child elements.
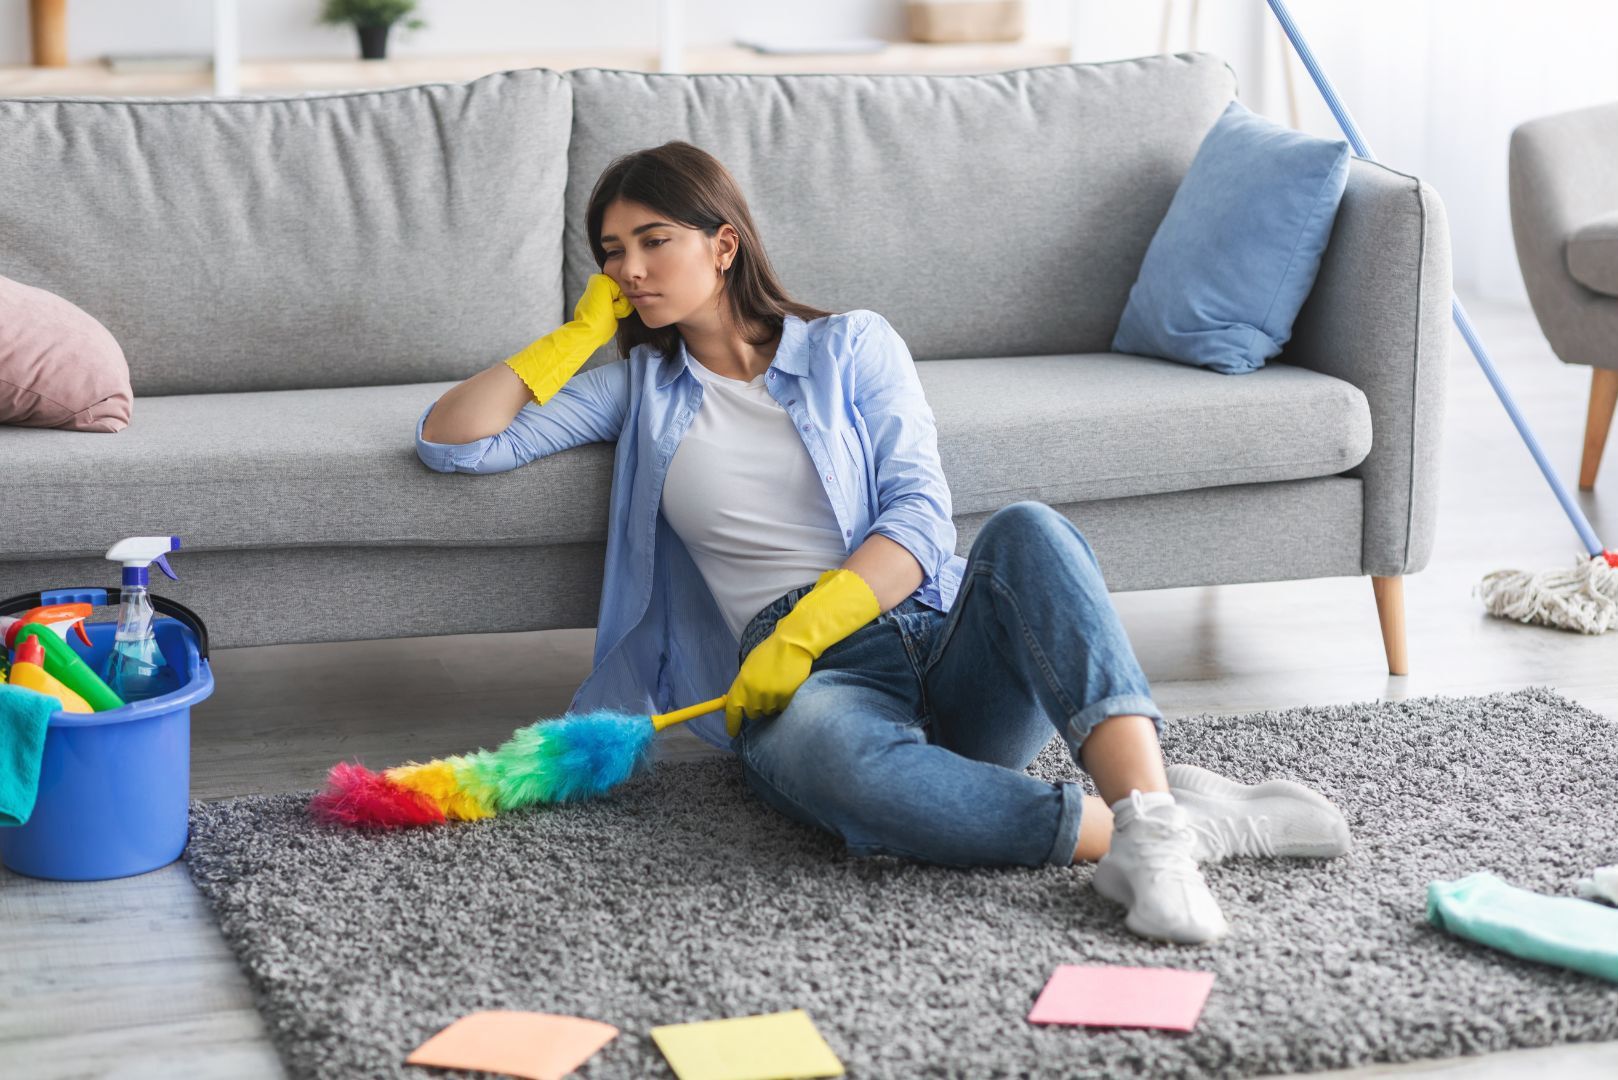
<box><xmin>0</xmin><ymin>683</ymin><xmax>56</xmax><ymax>827</ymax></box>
<box><xmin>1427</xmin><ymin>872</ymin><xmax>1618</xmax><ymax>984</ymax></box>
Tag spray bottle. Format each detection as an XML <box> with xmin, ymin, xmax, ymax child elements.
<box><xmin>8</xmin><ymin>637</ymin><xmax>94</xmax><ymax>713</ymax></box>
<box><xmin>2</xmin><ymin>602</ymin><xmax>95</xmax><ymax>696</ymax></box>
<box><xmin>100</xmin><ymin>535</ymin><xmax>185</xmax><ymax>704</ymax></box>
<box><xmin>11</xmin><ymin>624</ymin><xmax>124</xmax><ymax>710</ymax></box>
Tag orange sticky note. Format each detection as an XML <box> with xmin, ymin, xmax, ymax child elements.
<box><xmin>405</xmin><ymin>1010</ymin><xmax>619</xmax><ymax>1079</ymax></box>
<box><xmin>1028</xmin><ymin>964</ymin><xmax>1215</xmax><ymax>1031</ymax></box>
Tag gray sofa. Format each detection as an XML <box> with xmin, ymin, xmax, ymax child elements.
<box><xmin>0</xmin><ymin>51</ymin><xmax>1449</xmax><ymax>676</ymax></box>
<box><xmin>1509</xmin><ymin>101</ymin><xmax>1618</xmax><ymax>491</ymax></box>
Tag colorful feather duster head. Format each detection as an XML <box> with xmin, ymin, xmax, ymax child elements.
<box><xmin>309</xmin><ymin>708</ymin><xmax>661</xmax><ymax>829</ymax></box>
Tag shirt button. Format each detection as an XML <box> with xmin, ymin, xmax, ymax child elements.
<box><xmin>787</xmin><ymin>399</ymin><xmax>796</xmax><ymax>405</ymax></box>
<box><xmin>826</xmin><ymin>473</ymin><xmax>834</xmax><ymax>482</ymax></box>
<box><xmin>802</xmin><ymin>424</ymin><xmax>810</xmax><ymax>432</ymax></box>
<box><xmin>845</xmin><ymin>529</ymin><xmax>852</xmax><ymax>537</ymax></box>
<box><xmin>768</xmin><ymin>370</ymin><xmax>776</xmax><ymax>379</ymax></box>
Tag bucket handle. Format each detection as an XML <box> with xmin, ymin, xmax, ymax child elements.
<box><xmin>0</xmin><ymin>588</ymin><xmax>210</xmax><ymax>661</ymax></box>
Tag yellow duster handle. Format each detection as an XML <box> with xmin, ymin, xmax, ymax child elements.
<box><xmin>650</xmin><ymin>696</ymin><xmax>727</xmax><ymax>731</ymax></box>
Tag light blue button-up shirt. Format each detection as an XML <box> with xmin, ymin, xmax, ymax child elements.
<box><xmin>414</xmin><ymin>309</ymin><xmax>966</xmax><ymax>751</ymax></box>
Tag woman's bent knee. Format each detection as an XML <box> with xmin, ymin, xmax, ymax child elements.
<box><xmin>973</xmin><ymin>500</ymin><xmax>1102</xmax><ymax>583</ymax></box>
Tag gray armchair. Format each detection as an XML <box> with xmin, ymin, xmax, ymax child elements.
<box><xmin>1509</xmin><ymin>101</ymin><xmax>1618</xmax><ymax>490</ymax></box>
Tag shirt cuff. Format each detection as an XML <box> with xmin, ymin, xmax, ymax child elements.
<box><xmin>415</xmin><ymin>402</ymin><xmax>489</xmax><ymax>473</ymax></box>
<box><xmin>867</xmin><ymin>517</ymin><xmax>949</xmax><ymax>592</ymax></box>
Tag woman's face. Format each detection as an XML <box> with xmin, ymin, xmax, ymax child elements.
<box><xmin>599</xmin><ymin>197</ymin><xmax>736</xmax><ymax>329</ymax></box>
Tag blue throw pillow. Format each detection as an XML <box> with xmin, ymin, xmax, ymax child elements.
<box><xmin>1111</xmin><ymin>99</ymin><xmax>1351</xmax><ymax>374</ymax></box>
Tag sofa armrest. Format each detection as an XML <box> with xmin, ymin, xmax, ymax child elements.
<box><xmin>1280</xmin><ymin>158</ymin><xmax>1452</xmax><ymax>577</ymax></box>
<box><xmin>1509</xmin><ymin>103</ymin><xmax>1618</xmax><ymax>367</ymax></box>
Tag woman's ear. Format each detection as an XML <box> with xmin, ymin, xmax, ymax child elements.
<box><xmin>715</xmin><ymin>224</ymin><xmax>740</xmax><ymax>272</ymax></box>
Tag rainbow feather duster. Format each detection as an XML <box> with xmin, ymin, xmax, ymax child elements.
<box><xmin>309</xmin><ymin>697</ymin><xmax>725</xmax><ymax>829</ymax></box>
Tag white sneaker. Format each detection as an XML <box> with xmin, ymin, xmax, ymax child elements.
<box><xmin>1167</xmin><ymin>762</ymin><xmax>1352</xmax><ymax>863</ymax></box>
<box><xmin>1092</xmin><ymin>790</ymin><xmax>1230</xmax><ymax>944</ymax></box>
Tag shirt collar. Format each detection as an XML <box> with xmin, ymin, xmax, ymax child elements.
<box><xmin>656</xmin><ymin>313</ymin><xmax>808</xmax><ymax>389</ymax></box>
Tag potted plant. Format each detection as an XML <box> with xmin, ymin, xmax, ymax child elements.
<box><xmin>318</xmin><ymin>0</ymin><xmax>427</xmax><ymax>61</ymax></box>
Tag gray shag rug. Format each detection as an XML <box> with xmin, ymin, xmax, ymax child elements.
<box><xmin>184</xmin><ymin>686</ymin><xmax>1618</xmax><ymax>1079</ymax></box>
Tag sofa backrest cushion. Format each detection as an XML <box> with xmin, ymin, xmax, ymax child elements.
<box><xmin>0</xmin><ymin>69</ymin><xmax>572</xmax><ymax>396</ymax></box>
<box><xmin>563</xmin><ymin>53</ymin><xmax>1236</xmax><ymax>370</ymax></box>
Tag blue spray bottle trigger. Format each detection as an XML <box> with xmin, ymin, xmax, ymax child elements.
<box><xmin>153</xmin><ymin>554</ymin><xmax>179</xmax><ymax>582</ymax></box>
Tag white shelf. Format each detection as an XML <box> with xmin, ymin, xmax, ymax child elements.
<box><xmin>0</xmin><ymin>42</ymin><xmax>1080</xmax><ymax>98</ymax></box>
<box><xmin>9</xmin><ymin>0</ymin><xmax>1083</xmax><ymax>98</ymax></box>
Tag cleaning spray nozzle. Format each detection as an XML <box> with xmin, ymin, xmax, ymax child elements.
<box><xmin>1</xmin><ymin>604</ymin><xmax>93</xmax><ymax>650</ymax></box>
<box><xmin>105</xmin><ymin>536</ymin><xmax>183</xmax><ymax>588</ymax></box>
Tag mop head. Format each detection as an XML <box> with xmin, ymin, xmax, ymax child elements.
<box><xmin>1475</xmin><ymin>551</ymin><xmax>1618</xmax><ymax>635</ymax></box>
<box><xmin>308</xmin><ymin>708</ymin><xmax>658</xmax><ymax>829</ymax></box>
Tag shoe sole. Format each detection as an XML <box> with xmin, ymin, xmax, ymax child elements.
<box><xmin>1092</xmin><ymin>857</ymin><xmax>1229</xmax><ymax>945</ymax></box>
<box><xmin>1167</xmin><ymin>762</ymin><xmax>1351</xmax><ymax>858</ymax></box>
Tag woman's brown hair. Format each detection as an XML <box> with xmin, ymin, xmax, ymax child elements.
<box><xmin>585</xmin><ymin>140</ymin><xmax>835</xmax><ymax>361</ymax></box>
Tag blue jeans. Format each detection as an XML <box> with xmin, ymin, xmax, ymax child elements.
<box><xmin>729</xmin><ymin>500</ymin><xmax>1165</xmax><ymax>870</ymax></box>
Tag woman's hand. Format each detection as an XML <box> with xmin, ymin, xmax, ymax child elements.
<box><xmin>575</xmin><ymin>272</ymin><xmax>634</xmax><ymax>343</ymax></box>
<box><xmin>725</xmin><ymin>629</ymin><xmax>816</xmax><ymax>737</ymax></box>
<box><xmin>725</xmin><ymin>568</ymin><xmax>882</xmax><ymax>737</ymax></box>
<box><xmin>504</xmin><ymin>273</ymin><xmax>633</xmax><ymax>405</ymax></box>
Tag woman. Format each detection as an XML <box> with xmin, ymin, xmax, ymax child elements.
<box><xmin>417</xmin><ymin>141</ymin><xmax>1350</xmax><ymax>945</ymax></box>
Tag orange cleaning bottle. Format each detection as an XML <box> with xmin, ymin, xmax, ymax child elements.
<box><xmin>7</xmin><ymin>636</ymin><xmax>92</xmax><ymax>714</ymax></box>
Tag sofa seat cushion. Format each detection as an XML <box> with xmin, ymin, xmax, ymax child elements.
<box><xmin>924</xmin><ymin>352</ymin><xmax>1372</xmax><ymax>514</ymax></box>
<box><xmin>0</xmin><ymin>382</ymin><xmax>617</xmax><ymax>558</ymax></box>
<box><xmin>0</xmin><ymin>355</ymin><xmax>1370</xmax><ymax>557</ymax></box>
<box><xmin>1568</xmin><ymin>211</ymin><xmax>1618</xmax><ymax>297</ymax></box>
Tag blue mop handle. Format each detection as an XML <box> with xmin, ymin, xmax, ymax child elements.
<box><xmin>1265</xmin><ymin>0</ymin><xmax>1608</xmax><ymax>560</ymax></box>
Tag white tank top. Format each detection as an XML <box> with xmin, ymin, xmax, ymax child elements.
<box><xmin>660</xmin><ymin>356</ymin><xmax>849</xmax><ymax>641</ymax></box>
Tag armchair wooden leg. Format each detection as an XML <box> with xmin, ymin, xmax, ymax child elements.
<box><xmin>1371</xmin><ymin>575</ymin><xmax>1408</xmax><ymax>676</ymax></box>
<box><xmin>1580</xmin><ymin>367</ymin><xmax>1618</xmax><ymax>491</ymax></box>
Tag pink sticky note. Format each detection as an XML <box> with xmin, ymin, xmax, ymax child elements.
<box><xmin>1028</xmin><ymin>965</ymin><xmax>1215</xmax><ymax>1031</ymax></box>
<box><xmin>405</xmin><ymin>1010</ymin><xmax>619</xmax><ymax>1080</ymax></box>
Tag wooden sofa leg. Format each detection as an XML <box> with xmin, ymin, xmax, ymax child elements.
<box><xmin>1371</xmin><ymin>575</ymin><xmax>1408</xmax><ymax>676</ymax></box>
<box><xmin>1580</xmin><ymin>367</ymin><xmax>1618</xmax><ymax>491</ymax></box>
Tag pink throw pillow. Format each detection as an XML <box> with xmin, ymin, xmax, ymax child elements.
<box><xmin>0</xmin><ymin>273</ymin><xmax>132</xmax><ymax>432</ymax></box>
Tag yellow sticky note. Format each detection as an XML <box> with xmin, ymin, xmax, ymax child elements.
<box><xmin>405</xmin><ymin>1010</ymin><xmax>618</xmax><ymax>1080</ymax></box>
<box><xmin>650</xmin><ymin>1008</ymin><xmax>845</xmax><ymax>1080</ymax></box>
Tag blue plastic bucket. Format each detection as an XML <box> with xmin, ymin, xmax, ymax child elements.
<box><xmin>0</xmin><ymin>587</ymin><xmax>213</xmax><ymax>881</ymax></box>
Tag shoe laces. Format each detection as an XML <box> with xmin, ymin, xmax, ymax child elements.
<box><xmin>1190</xmin><ymin>813</ymin><xmax>1277</xmax><ymax>860</ymax></box>
<box><xmin>1123</xmin><ymin>792</ymin><xmax>1204</xmax><ymax>883</ymax></box>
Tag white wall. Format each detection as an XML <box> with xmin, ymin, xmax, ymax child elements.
<box><xmin>1255</xmin><ymin>1</ymin><xmax>1618</xmax><ymax>304</ymax></box>
<box><xmin>1072</xmin><ymin>0</ymin><xmax>1618</xmax><ymax>304</ymax></box>
<box><xmin>2</xmin><ymin>1</ymin><xmax>1614</xmax><ymax>302</ymax></box>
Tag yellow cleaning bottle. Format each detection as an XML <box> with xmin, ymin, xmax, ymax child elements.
<box><xmin>8</xmin><ymin>637</ymin><xmax>93</xmax><ymax>713</ymax></box>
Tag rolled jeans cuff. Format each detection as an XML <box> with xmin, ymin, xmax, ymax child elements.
<box><xmin>1044</xmin><ymin>780</ymin><xmax>1087</xmax><ymax>867</ymax></box>
<box><xmin>1067</xmin><ymin>693</ymin><xmax>1165</xmax><ymax>747</ymax></box>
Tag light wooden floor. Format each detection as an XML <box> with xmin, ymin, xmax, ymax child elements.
<box><xmin>3</xmin><ymin>293</ymin><xmax>1614</xmax><ymax>1079</ymax></box>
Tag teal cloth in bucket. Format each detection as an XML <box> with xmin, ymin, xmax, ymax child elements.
<box><xmin>1427</xmin><ymin>872</ymin><xmax>1618</xmax><ymax>984</ymax></box>
<box><xmin>0</xmin><ymin>683</ymin><xmax>56</xmax><ymax>827</ymax></box>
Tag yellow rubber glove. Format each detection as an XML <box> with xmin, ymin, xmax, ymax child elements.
<box><xmin>725</xmin><ymin>567</ymin><xmax>882</xmax><ymax>737</ymax></box>
<box><xmin>504</xmin><ymin>273</ymin><xmax>633</xmax><ymax>405</ymax></box>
